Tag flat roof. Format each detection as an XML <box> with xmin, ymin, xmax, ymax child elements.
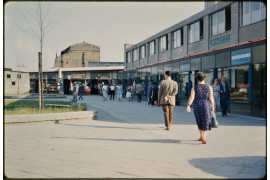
<box><xmin>29</xmin><ymin>66</ymin><xmax>124</xmax><ymax>73</ymax></box>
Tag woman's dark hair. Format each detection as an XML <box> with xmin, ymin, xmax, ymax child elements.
<box><xmin>196</xmin><ymin>72</ymin><xmax>206</xmax><ymax>82</ymax></box>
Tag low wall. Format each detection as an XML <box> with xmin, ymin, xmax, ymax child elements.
<box><xmin>4</xmin><ymin>110</ymin><xmax>98</xmax><ymax>124</ymax></box>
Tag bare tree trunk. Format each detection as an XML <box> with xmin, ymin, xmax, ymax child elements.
<box><xmin>38</xmin><ymin>52</ymin><xmax>43</xmax><ymax>110</ymax></box>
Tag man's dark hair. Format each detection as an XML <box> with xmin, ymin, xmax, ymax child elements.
<box><xmin>165</xmin><ymin>71</ymin><xmax>171</xmax><ymax>76</ymax></box>
<box><xmin>196</xmin><ymin>72</ymin><xmax>206</xmax><ymax>81</ymax></box>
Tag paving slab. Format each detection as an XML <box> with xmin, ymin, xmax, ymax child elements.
<box><xmin>4</xmin><ymin>95</ymin><xmax>266</xmax><ymax>179</ymax></box>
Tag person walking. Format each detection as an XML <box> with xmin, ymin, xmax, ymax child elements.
<box><xmin>102</xmin><ymin>83</ymin><xmax>108</xmax><ymax>101</ymax></box>
<box><xmin>151</xmin><ymin>82</ymin><xmax>159</xmax><ymax>106</ymax></box>
<box><xmin>220</xmin><ymin>77</ymin><xmax>230</xmax><ymax>117</ymax></box>
<box><xmin>158</xmin><ymin>71</ymin><xmax>178</xmax><ymax>130</ymax></box>
<box><xmin>78</xmin><ymin>83</ymin><xmax>85</xmax><ymax>100</ymax></box>
<box><xmin>110</xmin><ymin>84</ymin><xmax>115</xmax><ymax>100</ymax></box>
<box><xmin>126</xmin><ymin>85</ymin><xmax>132</xmax><ymax>101</ymax></box>
<box><xmin>136</xmin><ymin>81</ymin><xmax>143</xmax><ymax>102</ymax></box>
<box><xmin>147</xmin><ymin>82</ymin><xmax>153</xmax><ymax>105</ymax></box>
<box><xmin>117</xmin><ymin>84</ymin><xmax>123</xmax><ymax>102</ymax></box>
<box><xmin>186</xmin><ymin>72</ymin><xmax>215</xmax><ymax>144</ymax></box>
<box><xmin>211</xmin><ymin>78</ymin><xmax>221</xmax><ymax>114</ymax></box>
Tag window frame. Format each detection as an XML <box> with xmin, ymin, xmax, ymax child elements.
<box><xmin>159</xmin><ymin>35</ymin><xmax>168</xmax><ymax>53</ymax></box>
<box><xmin>189</xmin><ymin>19</ymin><xmax>203</xmax><ymax>44</ymax></box>
<box><xmin>7</xmin><ymin>74</ymin><xmax>11</xmax><ymax>78</ymax></box>
<box><xmin>149</xmin><ymin>41</ymin><xmax>156</xmax><ymax>56</ymax></box>
<box><xmin>241</xmin><ymin>1</ymin><xmax>266</xmax><ymax>27</ymax></box>
<box><xmin>126</xmin><ymin>51</ymin><xmax>131</xmax><ymax>63</ymax></box>
<box><xmin>132</xmin><ymin>48</ymin><xmax>138</xmax><ymax>61</ymax></box>
<box><xmin>172</xmin><ymin>29</ymin><xmax>182</xmax><ymax>49</ymax></box>
<box><xmin>140</xmin><ymin>45</ymin><xmax>146</xmax><ymax>59</ymax></box>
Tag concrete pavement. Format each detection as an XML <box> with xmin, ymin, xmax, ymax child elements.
<box><xmin>4</xmin><ymin>95</ymin><xmax>266</xmax><ymax>178</ymax></box>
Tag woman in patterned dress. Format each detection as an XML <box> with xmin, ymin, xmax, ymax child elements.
<box><xmin>211</xmin><ymin>78</ymin><xmax>221</xmax><ymax>115</ymax></box>
<box><xmin>186</xmin><ymin>72</ymin><xmax>215</xmax><ymax>144</ymax></box>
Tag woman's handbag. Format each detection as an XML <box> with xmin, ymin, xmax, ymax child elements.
<box><xmin>211</xmin><ymin>111</ymin><xmax>218</xmax><ymax>128</ymax></box>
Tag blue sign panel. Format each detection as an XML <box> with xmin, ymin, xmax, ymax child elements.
<box><xmin>134</xmin><ymin>72</ymin><xmax>137</xmax><ymax>77</ymax></box>
<box><xmin>231</xmin><ymin>48</ymin><xmax>251</xmax><ymax>65</ymax></box>
<box><xmin>180</xmin><ymin>61</ymin><xmax>190</xmax><ymax>71</ymax></box>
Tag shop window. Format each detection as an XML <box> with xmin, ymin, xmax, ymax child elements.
<box><xmin>140</xmin><ymin>45</ymin><xmax>146</xmax><ymax>59</ymax></box>
<box><xmin>241</xmin><ymin>1</ymin><xmax>266</xmax><ymax>26</ymax></box>
<box><xmin>189</xmin><ymin>19</ymin><xmax>203</xmax><ymax>44</ymax></box>
<box><xmin>159</xmin><ymin>35</ymin><xmax>168</xmax><ymax>53</ymax></box>
<box><xmin>217</xmin><ymin>68</ymin><xmax>228</xmax><ymax>80</ymax></box>
<box><xmin>252</xmin><ymin>63</ymin><xmax>266</xmax><ymax>117</ymax></box>
<box><xmin>230</xmin><ymin>66</ymin><xmax>249</xmax><ymax>102</ymax></box>
<box><xmin>179</xmin><ymin>72</ymin><xmax>190</xmax><ymax>98</ymax></box>
<box><xmin>201</xmin><ymin>69</ymin><xmax>213</xmax><ymax>85</ymax></box>
<box><xmin>12</xmin><ymin>81</ymin><xmax>16</xmax><ymax>85</ymax></box>
<box><xmin>7</xmin><ymin>74</ymin><xmax>11</xmax><ymax>78</ymax></box>
<box><xmin>149</xmin><ymin>41</ymin><xmax>155</xmax><ymax>56</ymax></box>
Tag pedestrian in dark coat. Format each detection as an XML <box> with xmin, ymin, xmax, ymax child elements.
<box><xmin>78</xmin><ymin>83</ymin><xmax>85</xmax><ymax>100</ymax></box>
<box><xmin>219</xmin><ymin>77</ymin><xmax>230</xmax><ymax>117</ymax></box>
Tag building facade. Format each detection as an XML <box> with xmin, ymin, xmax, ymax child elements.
<box><xmin>4</xmin><ymin>68</ymin><xmax>30</xmax><ymax>94</ymax></box>
<box><xmin>122</xmin><ymin>1</ymin><xmax>266</xmax><ymax>118</ymax></box>
<box><xmin>54</xmin><ymin>41</ymin><xmax>100</xmax><ymax>68</ymax></box>
<box><xmin>29</xmin><ymin>66</ymin><xmax>124</xmax><ymax>95</ymax></box>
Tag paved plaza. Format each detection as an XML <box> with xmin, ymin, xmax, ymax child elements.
<box><xmin>4</xmin><ymin>95</ymin><xmax>266</xmax><ymax>178</ymax></box>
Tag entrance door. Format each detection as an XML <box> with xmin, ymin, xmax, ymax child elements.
<box><xmin>90</xmin><ymin>79</ymin><xmax>98</xmax><ymax>94</ymax></box>
<box><xmin>63</xmin><ymin>79</ymin><xmax>70</xmax><ymax>94</ymax></box>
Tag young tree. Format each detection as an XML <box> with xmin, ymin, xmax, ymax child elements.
<box><xmin>20</xmin><ymin>2</ymin><xmax>59</xmax><ymax>109</ymax></box>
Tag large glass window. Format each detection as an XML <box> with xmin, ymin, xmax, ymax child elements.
<box><xmin>211</xmin><ymin>7</ymin><xmax>231</xmax><ymax>36</ymax></box>
<box><xmin>179</xmin><ymin>72</ymin><xmax>190</xmax><ymax>98</ymax></box>
<box><xmin>140</xmin><ymin>45</ymin><xmax>146</xmax><ymax>59</ymax></box>
<box><xmin>201</xmin><ymin>69</ymin><xmax>213</xmax><ymax>85</ymax></box>
<box><xmin>149</xmin><ymin>41</ymin><xmax>155</xmax><ymax>56</ymax></box>
<box><xmin>230</xmin><ymin>66</ymin><xmax>249</xmax><ymax>102</ymax></box>
<box><xmin>159</xmin><ymin>35</ymin><xmax>168</xmax><ymax>53</ymax></box>
<box><xmin>241</xmin><ymin>1</ymin><xmax>266</xmax><ymax>26</ymax></box>
<box><xmin>132</xmin><ymin>49</ymin><xmax>138</xmax><ymax>61</ymax></box>
<box><xmin>252</xmin><ymin>63</ymin><xmax>266</xmax><ymax>117</ymax></box>
<box><xmin>218</xmin><ymin>68</ymin><xmax>228</xmax><ymax>79</ymax></box>
<box><xmin>172</xmin><ymin>29</ymin><xmax>183</xmax><ymax>48</ymax></box>
<box><xmin>189</xmin><ymin>19</ymin><xmax>203</xmax><ymax>43</ymax></box>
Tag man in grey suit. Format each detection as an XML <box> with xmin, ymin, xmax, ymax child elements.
<box><xmin>158</xmin><ymin>71</ymin><xmax>178</xmax><ymax>130</ymax></box>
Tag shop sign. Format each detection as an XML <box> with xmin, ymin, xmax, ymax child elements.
<box><xmin>209</xmin><ymin>34</ymin><xmax>230</xmax><ymax>47</ymax></box>
<box><xmin>71</xmin><ymin>74</ymin><xmax>85</xmax><ymax>79</ymax></box>
<box><xmin>141</xmin><ymin>72</ymin><xmax>146</xmax><ymax>76</ymax></box>
<box><xmin>134</xmin><ymin>72</ymin><xmax>137</xmax><ymax>77</ymax></box>
<box><xmin>180</xmin><ymin>61</ymin><xmax>190</xmax><ymax>71</ymax></box>
<box><xmin>231</xmin><ymin>48</ymin><xmax>251</xmax><ymax>65</ymax></box>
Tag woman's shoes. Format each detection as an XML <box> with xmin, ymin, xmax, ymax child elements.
<box><xmin>198</xmin><ymin>138</ymin><xmax>207</xmax><ymax>144</ymax></box>
<box><xmin>201</xmin><ymin>139</ymin><xmax>207</xmax><ymax>144</ymax></box>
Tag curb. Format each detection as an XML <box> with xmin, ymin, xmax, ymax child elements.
<box><xmin>4</xmin><ymin>110</ymin><xmax>98</xmax><ymax>124</ymax></box>
<box><xmin>4</xmin><ymin>95</ymin><xmax>67</xmax><ymax>99</ymax></box>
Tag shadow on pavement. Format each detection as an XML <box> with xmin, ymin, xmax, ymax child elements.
<box><xmin>60</xmin><ymin>123</ymin><xmax>143</xmax><ymax>130</ymax></box>
<box><xmin>51</xmin><ymin>136</ymin><xmax>181</xmax><ymax>144</ymax></box>
<box><xmin>189</xmin><ymin>156</ymin><xmax>266</xmax><ymax>178</ymax></box>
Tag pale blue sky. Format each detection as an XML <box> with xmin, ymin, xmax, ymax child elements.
<box><xmin>4</xmin><ymin>1</ymin><xmax>205</xmax><ymax>71</ymax></box>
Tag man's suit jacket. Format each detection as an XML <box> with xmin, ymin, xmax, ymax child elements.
<box><xmin>158</xmin><ymin>77</ymin><xmax>178</xmax><ymax>105</ymax></box>
<box><xmin>219</xmin><ymin>81</ymin><xmax>230</xmax><ymax>105</ymax></box>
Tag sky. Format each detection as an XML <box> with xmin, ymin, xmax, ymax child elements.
<box><xmin>4</xmin><ymin>1</ymin><xmax>205</xmax><ymax>71</ymax></box>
